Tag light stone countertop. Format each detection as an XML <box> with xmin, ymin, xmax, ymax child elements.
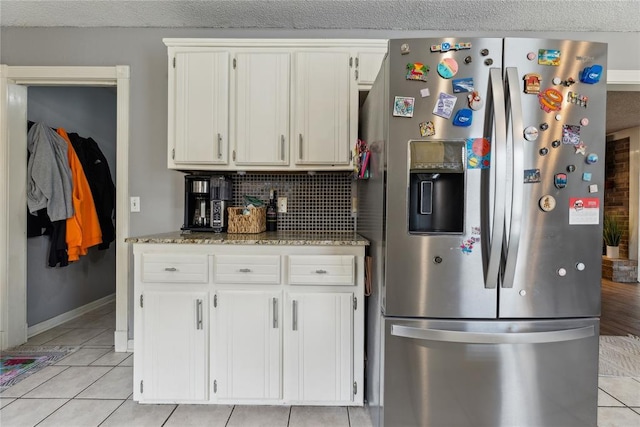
<box><xmin>125</xmin><ymin>231</ymin><xmax>370</xmax><ymax>246</ymax></box>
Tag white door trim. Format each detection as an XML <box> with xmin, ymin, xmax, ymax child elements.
<box><xmin>0</xmin><ymin>65</ymin><xmax>131</xmax><ymax>352</ymax></box>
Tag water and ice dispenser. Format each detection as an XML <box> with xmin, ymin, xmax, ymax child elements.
<box><xmin>408</xmin><ymin>140</ymin><xmax>465</xmax><ymax>234</ymax></box>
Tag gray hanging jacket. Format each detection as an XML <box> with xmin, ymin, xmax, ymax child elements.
<box><xmin>27</xmin><ymin>123</ymin><xmax>74</xmax><ymax>221</ymax></box>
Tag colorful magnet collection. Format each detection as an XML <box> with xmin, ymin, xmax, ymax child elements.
<box><xmin>389</xmin><ymin>40</ymin><xmax>601</xmax><ymax>216</ymax></box>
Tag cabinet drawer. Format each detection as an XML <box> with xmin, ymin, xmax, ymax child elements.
<box><xmin>214</xmin><ymin>255</ymin><xmax>281</xmax><ymax>284</ymax></box>
<box><xmin>141</xmin><ymin>253</ymin><xmax>208</xmax><ymax>283</ymax></box>
<box><xmin>288</xmin><ymin>255</ymin><xmax>355</xmax><ymax>285</ymax></box>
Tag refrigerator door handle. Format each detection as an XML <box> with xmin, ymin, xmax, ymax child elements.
<box><xmin>391</xmin><ymin>324</ymin><xmax>595</xmax><ymax>344</ymax></box>
<box><xmin>502</xmin><ymin>67</ymin><xmax>525</xmax><ymax>288</ymax></box>
<box><xmin>484</xmin><ymin>68</ymin><xmax>507</xmax><ymax>289</ymax></box>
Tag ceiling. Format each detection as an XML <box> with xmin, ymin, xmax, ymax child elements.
<box><xmin>2</xmin><ymin>0</ymin><xmax>638</xmax><ymax>134</ymax></box>
<box><xmin>2</xmin><ymin>0</ymin><xmax>639</xmax><ymax>31</ymax></box>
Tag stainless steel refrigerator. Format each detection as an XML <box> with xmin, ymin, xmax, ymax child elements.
<box><xmin>358</xmin><ymin>37</ymin><xmax>607</xmax><ymax>427</ymax></box>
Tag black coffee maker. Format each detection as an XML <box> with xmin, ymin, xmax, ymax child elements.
<box><xmin>182</xmin><ymin>174</ymin><xmax>232</xmax><ymax>232</ymax></box>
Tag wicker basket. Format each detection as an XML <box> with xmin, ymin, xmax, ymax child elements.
<box><xmin>227</xmin><ymin>206</ymin><xmax>266</xmax><ymax>234</ymax></box>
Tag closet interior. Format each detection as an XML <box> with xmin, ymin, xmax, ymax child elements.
<box><xmin>26</xmin><ymin>86</ymin><xmax>117</xmax><ymax>334</ymax></box>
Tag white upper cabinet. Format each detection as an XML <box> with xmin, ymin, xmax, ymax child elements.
<box><xmin>169</xmin><ymin>49</ymin><xmax>229</xmax><ymax>167</ymax></box>
<box><xmin>355</xmin><ymin>49</ymin><xmax>387</xmax><ymax>87</ymax></box>
<box><xmin>164</xmin><ymin>39</ymin><xmax>387</xmax><ymax>171</ymax></box>
<box><xmin>233</xmin><ymin>51</ymin><xmax>290</xmax><ymax>166</ymax></box>
<box><xmin>293</xmin><ymin>51</ymin><xmax>352</xmax><ymax>166</ymax></box>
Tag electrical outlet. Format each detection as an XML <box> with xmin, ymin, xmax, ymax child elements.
<box><xmin>130</xmin><ymin>196</ymin><xmax>140</xmax><ymax>212</ymax></box>
<box><xmin>277</xmin><ymin>197</ymin><xmax>287</xmax><ymax>213</ymax></box>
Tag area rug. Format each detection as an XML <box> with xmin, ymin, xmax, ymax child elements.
<box><xmin>0</xmin><ymin>346</ymin><xmax>78</xmax><ymax>391</ymax></box>
<box><xmin>599</xmin><ymin>334</ymin><xmax>640</xmax><ymax>377</ymax></box>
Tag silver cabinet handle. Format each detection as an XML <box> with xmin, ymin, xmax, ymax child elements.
<box><xmin>390</xmin><ymin>324</ymin><xmax>594</xmax><ymax>344</ymax></box>
<box><xmin>292</xmin><ymin>300</ymin><xmax>298</xmax><ymax>331</ymax></box>
<box><xmin>196</xmin><ymin>299</ymin><xmax>203</xmax><ymax>330</ymax></box>
<box><xmin>484</xmin><ymin>68</ymin><xmax>507</xmax><ymax>290</ymax></box>
<box><xmin>273</xmin><ymin>297</ymin><xmax>278</xmax><ymax>328</ymax></box>
<box><xmin>164</xmin><ymin>267</ymin><xmax>177</xmax><ymax>272</ymax></box>
<box><xmin>298</xmin><ymin>134</ymin><xmax>303</xmax><ymax>160</ymax></box>
<box><xmin>280</xmin><ymin>135</ymin><xmax>285</xmax><ymax>161</ymax></box>
<box><xmin>502</xmin><ymin>67</ymin><xmax>525</xmax><ymax>289</ymax></box>
<box><xmin>238</xmin><ymin>268</ymin><xmax>251</xmax><ymax>273</ymax></box>
<box><xmin>217</xmin><ymin>133</ymin><xmax>222</xmax><ymax>159</ymax></box>
<box><xmin>315</xmin><ymin>269</ymin><xmax>328</xmax><ymax>274</ymax></box>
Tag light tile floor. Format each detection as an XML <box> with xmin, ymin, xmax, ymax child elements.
<box><xmin>1</xmin><ymin>301</ymin><xmax>639</xmax><ymax>426</ymax></box>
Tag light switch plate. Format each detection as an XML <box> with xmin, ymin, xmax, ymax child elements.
<box><xmin>130</xmin><ymin>196</ymin><xmax>140</xmax><ymax>212</ymax></box>
<box><xmin>277</xmin><ymin>197</ymin><xmax>287</xmax><ymax>213</ymax></box>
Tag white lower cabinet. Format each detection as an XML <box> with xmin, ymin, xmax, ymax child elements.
<box><xmin>214</xmin><ymin>290</ymin><xmax>281</xmax><ymax>401</ymax></box>
<box><xmin>140</xmin><ymin>289</ymin><xmax>209</xmax><ymax>402</ymax></box>
<box><xmin>284</xmin><ymin>292</ymin><xmax>354</xmax><ymax>404</ymax></box>
<box><xmin>133</xmin><ymin>244</ymin><xmax>365</xmax><ymax>406</ymax></box>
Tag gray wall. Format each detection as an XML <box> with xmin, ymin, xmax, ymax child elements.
<box><xmin>2</xmin><ymin>28</ymin><xmax>639</xmax><ymax>239</ymax></box>
<box><xmin>27</xmin><ymin>86</ymin><xmax>116</xmax><ymax>325</ymax></box>
<box><xmin>2</xmin><ymin>27</ymin><xmax>638</xmax><ymax>332</ymax></box>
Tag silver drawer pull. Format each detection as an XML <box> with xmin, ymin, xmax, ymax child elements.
<box><xmin>164</xmin><ymin>267</ymin><xmax>178</xmax><ymax>272</ymax></box>
<box><xmin>239</xmin><ymin>268</ymin><xmax>252</xmax><ymax>273</ymax></box>
<box><xmin>315</xmin><ymin>269</ymin><xmax>328</xmax><ymax>274</ymax></box>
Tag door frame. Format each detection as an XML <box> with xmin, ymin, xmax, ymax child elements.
<box><xmin>0</xmin><ymin>65</ymin><xmax>131</xmax><ymax>351</ymax></box>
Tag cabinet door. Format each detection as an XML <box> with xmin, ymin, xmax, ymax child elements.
<box><xmin>234</xmin><ymin>52</ymin><xmax>290</xmax><ymax>165</ymax></box>
<box><xmin>356</xmin><ymin>50</ymin><xmax>386</xmax><ymax>86</ymax></box>
<box><xmin>293</xmin><ymin>51</ymin><xmax>352</xmax><ymax>166</ymax></box>
<box><xmin>284</xmin><ymin>292</ymin><xmax>354</xmax><ymax>403</ymax></box>
<box><xmin>171</xmin><ymin>50</ymin><xmax>229</xmax><ymax>165</ymax></box>
<box><xmin>214</xmin><ymin>290</ymin><xmax>281</xmax><ymax>401</ymax></box>
<box><xmin>141</xmin><ymin>289</ymin><xmax>208</xmax><ymax>401</ymax></box>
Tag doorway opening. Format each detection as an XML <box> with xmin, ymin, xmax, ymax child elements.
<box><xmin>0</xmin><ymin>66</ymin><xmax>131</xmax><ymax>352</ymax></box>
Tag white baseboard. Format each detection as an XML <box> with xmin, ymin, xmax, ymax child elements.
<box><xmin>27</xmin><ymin>293</ymin><xmax>116</xmax><ymax>338</ymax></box>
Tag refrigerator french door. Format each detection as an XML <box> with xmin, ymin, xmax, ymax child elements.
<box><xmin>358</xmin><ymin>37</ymin><xmax>607</xmax><ymax>427</ymax></box>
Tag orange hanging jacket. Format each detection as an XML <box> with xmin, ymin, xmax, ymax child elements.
<box><xmin>57</xmin><ymin>128</ymin><xmax>103</xmax><ymax>261</ymax></box>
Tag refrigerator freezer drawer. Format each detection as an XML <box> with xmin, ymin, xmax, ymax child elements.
<box><xmin>381</xmin><ymin>317</ymin><xmax>599</xmax><ymax>427</ymax></box>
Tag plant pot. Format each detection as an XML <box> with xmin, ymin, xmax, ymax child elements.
<box><xmin>606</xmin><ymin>245</ymin><xmax>620</xmax><ymax>259</ymax></box>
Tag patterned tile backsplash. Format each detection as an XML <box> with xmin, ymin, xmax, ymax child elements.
<box><xmin>229</xmin><ymin>172</ymin><xmax>354</xmax><ymax>232</ymax></box>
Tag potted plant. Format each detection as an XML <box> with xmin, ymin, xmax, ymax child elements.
<box><xmin>603</xmin><ymin>215</ymin><xmax>622</xmax><ymax>258</ymax></box>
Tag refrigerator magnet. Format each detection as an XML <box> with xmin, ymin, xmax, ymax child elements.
<box><xmin>568</xmin><ymin>92</ymin><xmax>588</xmax><ymax>107</ymax></box>
<box><xmin>539</xmin><ymin>147</ymin><xmax>549</xmax><ymax>156</ymax></box>
<box><xmin>393</xmin><ymin>96</ymin><xmax>415</xmax><ymax>117</ymax></box>
<box><xmin>567</xmin><ymin>165</ymin><xmax>577</xmax><ymax>173</ymax></box>
<box><xmin>466</xmin><ymin>138</ymin><xmax>491</xmax><ymax>169</ymax></box>
<box><xmin>574</xmin><ymin>143</ymin><xmax>587</xmax><ymax>155</ymax></box>
<box><xmin>589</xmin><ymin>184</ymin><xmax>598</xmax><ymax>193</ymax></box>
<box><xmin>539</xmin><ymin>195</ymin><xmax>556</xmax><ymax>212</ymax></box>
<box><xmin>580</xmin><ymin>64</ymin><xmax>603</xmax><ymax>84</ymax></box>
<box><xmin>419</xmin><ymin>121</ymin><xmax>436</xmax><ymax>137</ymax></box>
<box><xmin>554</xmin><ymin>173</ymin><xmax>568</xmax><ymax>189</ymax></box>
<box><xmin>582</xmin><ymin>172</ymin><xmax>592</xmax><ymax>181</ymax></box>
<box><xmin>452</xmin><ymin>109</ymin><xmax>473</xmax><ymax>127</ymax></box>
<box><xmin>467</xmin><ymin>91</ymin><xmax>484</xmax><ymax>110</ymax></box>
<box><xmin>524</xmin><ymin>169</ymin><xmax>541</xmax><ymax>183</ymax></box>
<box><xmin>420</xmin><ymin>87</ymin><xmax>431</xmax><ymax>97</ymax></box>
<box><xmin>586</xmin><ymin>153</ymin><xmax>598</xmax><ymax>164</ymax></box>
<box><xmin>538</xmin><ymin>88</ymin><xmax>563</xmax><ymax>112</ymax></box>
<box><xmin>452</xmin><ymin>77</ymin><xmax>474</xmax><ymax>93</ymax></box>
<box><xmin>524</xmin><ymin>126</ymin><xmax>539</xmax><ymax>141</ymax></box>
<box><xmin>406</xmin><ymin>63</ymin><xmax>429</xmax><ymax>81</ymax></box>
<box><xmin>538</xmin><ymin>49</ymin><xmax>561</xmax><ymax>66</ymax></box>
<box><xmin>432</xmin><ymin>92</ymin><xmax>457</xmax><ymax>119</ymax></box>
<box><xmin>552</xmin><ymin>139</ymin><xmax>562</xmax><ymax>148</ymax></box>
<box><xmin>400</xmin><ymin>43</ymin><xmax>410</xmax><ymax>54</ymax></box>
<box><xmin>527</xmin><ymin>52</ymin><xmax>536</xmax><ymax>60</ymax></box>
<box><xmin>562</xmin><ymin>124</ymin><xmax>581</xmax><ymax>145</ymax></box>
<box><xmin>437</xmin><ymin>58</ymin><xmax>458</xmax><ymax>79</ymax></box>
<box><xmin>569</xmin><ymin>197</ymin><xmax>599</xmax><ymax>225</ymax></box>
